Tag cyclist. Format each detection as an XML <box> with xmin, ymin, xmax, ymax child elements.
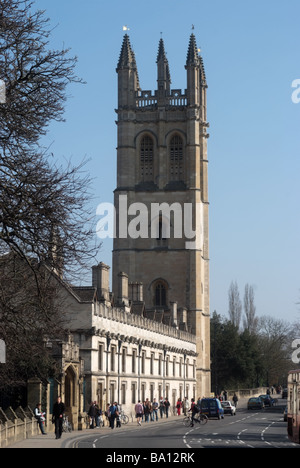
<box><xmin>189</xmin><ymin>398</ymin><xmax>199</xmax><ymax>427</ymax></box>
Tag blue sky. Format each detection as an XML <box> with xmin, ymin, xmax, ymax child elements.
<box><xmin>35</xmin><ymin>0</ymin><xmax>300</xmax><ymax>324</ymax></box>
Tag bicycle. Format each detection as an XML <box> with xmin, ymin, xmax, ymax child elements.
<box><xmin>183</xmin><ymin>411</ymin><xmax>208</xmax><ymax>427</ymax></box>
<box><xmin>62</xmin><ymin>415</ymin><xmax>72</xmax><ymax>433</ymax></box>
<box><xmin>119</xmin><ymin>410</ymin><xmax>129</xmax><ymax>425</ymax></box>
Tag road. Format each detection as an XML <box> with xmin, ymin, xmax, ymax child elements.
<box><xmin>63</xmin><ymin>400</ymin><xmax>299</xmax><ymax>450</ymax></box>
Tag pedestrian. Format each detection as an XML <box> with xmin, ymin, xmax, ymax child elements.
<box><xmin>109</xmin><ymin>402</ymin><xmax>117</xmax><ymax>429</ymax></box>
<box><xmin>164</xmin><ymin>398</ymin><xmax>170</xmax><ymax>418</ymax></box>
<box><xmin>144</xmin><ymin>398</ymin><xmax>151</xmax><ymax>422</ymax></box>
<box><xmin>105</xmin><ymin>403</ymin><xmax>111</xmax><ymax>427</ymax></box>
<box><xmin>95</xmin><ymin>405</ymin><xmax>103</xmax><ymax>427</ymax></box>
<box><xmin>183</xmin><ymin>397</ymin><xmax>189</xmax><ymax>416</ymax></box>
<box><xmin>152</xmin><ymin>398</ymin><xmax>159</xmax><ymax>421</ymax></box>
<box><xmin>88</xmin><ymin>401</ymin><xmax>97</xmax><ymax>429</ymax></box>
<box><xmin>135</xmin><ymin>400</ymin><xmax>144</xmax><ymax>426</ymax></box>
<box><xmin>52</xmin><ymin>396</ymin><xmax>65</xmax><ymax>440</ymax></box>
<box><xmin>35</xmin><ymin>403</ymin><xmax>47</xmax><ymax>435</ymax></box>
<box><xmin>115</xmin><ymin>402</ymin><xmax>121</xmax><ymax>428</ymax></box>
<box><xmin>176</xmin><ymin>398</ymin><xmax>182</xmax><ymax>416</ymax></box>
<box><xmin>159</xmin><ymin>397</ymin><xmax>165</xmax><ymax>418</ymax></box>
<box><xmin>232</xmin><ymin>393</ymin><xmax>239</xmax><ymax>408</ymax></box>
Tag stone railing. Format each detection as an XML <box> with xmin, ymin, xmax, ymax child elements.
<box><xmin>226</xmin><ymin>387</ymin><xmax>268</xmax><ymax>400</ymax></box>
<box><xmin>0</xmin><ymin>406</ymin><xmax>40</xmax><ymax>448</ymax></box>
<box><xmin>136</xmin><ymin>89</ymin><xmax>187</xmax><ymax>109</ymax></box>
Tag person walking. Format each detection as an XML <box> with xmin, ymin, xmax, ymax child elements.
<box><xmin>164</xmin><ymin>398</ymin><xmax>170</xmax><ymax>418</ymax></box>
<box><xmin>135</xmin><ymin>400</ymin><xmax>144</xmax><ymax>426</ymax></box>
<box><xmin>152</xmin><ymin>398</ymin><xmax>159</xmax><ymax>421</ymax></box>
<box><xmin>35</xmin><ymin>403</ymin><xmax>47</xmax><ymax>435</ymax></box>
<box><xmin>109</xmin><ymin>402</ymin><xmax>117</xmax><ymax>429</ymax></box>
<box><xmin>159</xmin><ymin>397</ymin><xmax>165</xmax><ymax>418</ymax></box>
<box><xmin>88</xmin><ymin>401</ymin><xmax>97</xmax><ymax>429</ymax></box>
<box><xmin>105</xmin><ymin>403</ymin><xmax>111</xmax><ymax>427</ymax></box>
<box><xmin>144</xmin><ymin>398</ymin><xmax>151</xmax><ymax>422</ymax></box>
<box><xmin>233</xmin><ymin>393</ymin><xmax>239</xmax><ymax>408</ymax></box>
<box><xmin>52</xmin><ymin>396</ymin><xmax>65</xmax><ymax>440</ymax></box>
<box><xmin>176</xmin><ymin>398</ymin><xmax>182</xmax><ymax>416</ymax></box>
<box><xmin>115</xmin><ymin>402</ymin><xmax>121</xmax><ymax>428</ymax></box>
<box><xmin>183</xmin><ymin>397</ymin><xmax>189</xmax><ymax>416</ymax></box>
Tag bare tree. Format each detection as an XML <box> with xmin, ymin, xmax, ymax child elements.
<box><xmin>0</xmin><ymin>0</ymin><xmax>83</xmax><ymax>153</ymax></box>
<box><xmin>0</xmin><ymin>0</ymin><xmax>99</xmax><ymax>391</ymax></box>
<box><xmin>228</xmin><ymin>281</ymin><xmax>242</xmax><ymax>329</ymax></box>
<box><xmin>243</xmin><ymin>284</ymin><xmax>258</xmax><ymax>334</ymax></box>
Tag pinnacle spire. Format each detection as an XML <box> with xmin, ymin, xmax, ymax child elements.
<box><xmin>117</xmin><ymin>34</ymin><xmax>136</xmax><ymax>70</ymax></box>
<box><xmin>186</xmin><ymin>33</ymin><xmax>200</xmax><ymax>66</ymax></box>
<box><xmin>117</xmin><ymin>34</ymin><xmax>140</xmax><ymax>89</ymax></box>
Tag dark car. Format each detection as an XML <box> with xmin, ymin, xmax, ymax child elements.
<box><xmin>259</xmin><ymin>394</ymin><xmax>275</xmax><ymax>407</ymax></box>
<box><xmin>200</xmin><ymin>398</ymin><xmax>224</xmax><ymax>419</ymax></box>
<box><xmin>247</xmin><ymin>397</ymin><xmax>264</xmax><ymax>410</ymax></box>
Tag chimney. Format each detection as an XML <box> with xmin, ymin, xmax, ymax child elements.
<box><xmin>92</xmin><ymin>262</ymin><xmax>110</xmax><ymax>301</ymax></box>
<box><xmin>179</xmin><ymin>307</ymin><xmax>188</xmax><ymax>331</ymax></box>
<box><xmin>170</xmin><ymin>301</ymin><xmax>178</xmax><ymax>327</ymax></box>
<box><xmin>117</xmin><ymin>272</ymin><xmax>129</xmax><ymax>307</ymax></box>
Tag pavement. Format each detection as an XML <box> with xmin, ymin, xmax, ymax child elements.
<box><xmin>7</xmin><ymin>396</ymin><xmax>285</xmax><ymax>449</ymax></box>
<box><xmin>7</xmin><ymin>413</ymin><xmax>185</xmax><ymax>449</ymax></box>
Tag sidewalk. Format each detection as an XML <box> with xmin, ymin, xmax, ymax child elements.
<box><xmin>7</xmin><ymin>398</ymin><xmax>252</xmax><ymax>449</ymax></box>
<box><xmin>7</xmin><ymin>413</ymin><xmax>184</xmax><ymax>449</ymax></box>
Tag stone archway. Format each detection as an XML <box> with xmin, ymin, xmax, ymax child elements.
<box><xmin>64</xmin><ymin>365</ymin><xmax>78</xmax><ymax>430</ymax></box>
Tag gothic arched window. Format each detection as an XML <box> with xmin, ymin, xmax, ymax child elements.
<box><xmin>154</xmin><ymin>280</ymin><xmax>168</xmax><ymax>307</ymax></box>
<box><xmin>170</xmin><ymin>135</ymin><xmax>184</xmax><ymax>181</ymax></box>
<box><xmin>140</xmin><ymin>135</ymin><xmax>154</xmax><ymax>181</ymax></box>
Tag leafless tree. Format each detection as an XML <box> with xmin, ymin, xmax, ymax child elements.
<box><xmin>228</xmin><ymin>281</ymin><xmax>242</xmax><ymax>329</ymax></box>
<box><xmin>243</xmin><ymin>284</ymin><xmax>258</xmax><ymax>334</ymax></box>
<box><xmin>0</xmin><ymin>0</ymin><xmax>99</xmax><ymax>391</ymax></box>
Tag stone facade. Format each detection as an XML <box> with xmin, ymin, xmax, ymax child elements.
<box><xmin>24</xmin><ymin>33</ymin><xmax>211</xmax><ymax>428</ymax></box>
<box><xmin>62</xmin><ymin>262</ymin><xmax>198</xmax><ymax>417</ymax></box>
<box><xmin>113</xmin><ymin>34</ymin><xmax>211</xmax><ymax>397</ymax></box>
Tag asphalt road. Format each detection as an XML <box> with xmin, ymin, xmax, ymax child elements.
<box><xmin>63</xmin><ymin>400</ymin><xmax>299</xmax><ymax>450</ymax></box>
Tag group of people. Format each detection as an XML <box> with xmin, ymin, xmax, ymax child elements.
<box><xmin>35</xmin><ymin>392</ymin><xmax>241</xmax><ymax>438</ymax></box>
<box><xmin>134</xmin><ymin>397</ymin><xmax>171</xmax><ymax>425</ymax></box>
<box><xmin>88</xmin><ymin>401</ymin><xmax>122</xmax><ymax>430</ymax></box>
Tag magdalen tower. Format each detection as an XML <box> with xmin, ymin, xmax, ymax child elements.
<box><xmin>113</xmin><ymin>33</ymin><xmax>211</xmax><ymax>396</ymax></box>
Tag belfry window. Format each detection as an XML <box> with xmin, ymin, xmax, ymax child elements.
<box><xmin>140</xmin><ymin>136</ymin><xmax>154</xmax><ymax>181</ymax></box>
<box><xmin>170</xmin><ymin>135</ymin><xmax>184</xmax><ymax>180</ymax></box>
<box><xmin>154</xmin><ymin>281</ymin><xmax>167</xmax><ymax>307</ymax></box>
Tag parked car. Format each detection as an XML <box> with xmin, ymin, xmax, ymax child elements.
<box><xmin>259</xmin><ymin>394</ymin><xmax>275</xmax><ymax>407</ymax></box>
<box><xmin>200</xmin><ymin>398</ymin><xmax>224</xmax><ymax>419</ymax></box>
<box><xmin>221</xmin><ymin>400</ymin><xmax>236</xmax><ymax>416</ymax></box>
<box><xmin>247</xmin><ymin>397</ymin><xmax>264</xmax><ymax>410</ymax></box>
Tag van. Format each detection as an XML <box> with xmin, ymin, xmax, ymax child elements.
<box><xmin>200</xmin><ymin>398</ymin><xmax>224</xmax><ymax>419</ymax></box>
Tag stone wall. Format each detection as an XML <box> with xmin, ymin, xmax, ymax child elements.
<box><xmin>0</xmin><ymin>406</ymin><xmax>40</xmax><ymax>448</ymax></box>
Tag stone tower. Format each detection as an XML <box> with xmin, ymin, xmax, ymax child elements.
<box><xmin>113</xmin><ymin>34</ymin><xmax>211</xmax><ymax>396</ymax></box>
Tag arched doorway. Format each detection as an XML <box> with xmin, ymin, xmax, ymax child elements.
<box><xmin>64</xmin><ymin>365</ymin><xmax>78</xmax><ymax>429</ymax></box>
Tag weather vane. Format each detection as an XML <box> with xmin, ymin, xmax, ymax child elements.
<box><xmin>123</xmin><ymin>25</ymin><xmax>130</xmax><ymax>32</ymax></box>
